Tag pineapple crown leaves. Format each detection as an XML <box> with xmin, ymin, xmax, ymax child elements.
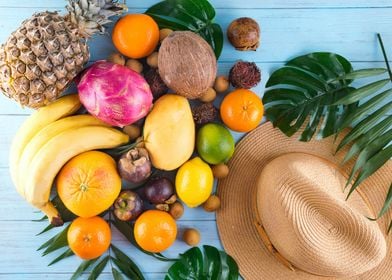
<box><xmin>66</xmin><ymin>0</ymin><xmax>127</xmax><ymax>38</ymax></box>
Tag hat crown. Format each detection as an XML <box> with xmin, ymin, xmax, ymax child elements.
<box><xmin>257</xmin><ymin>153</ymin><xmax>386</xmax><ymax>277</ymax></box>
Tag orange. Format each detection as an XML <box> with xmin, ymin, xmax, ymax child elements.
<box><xmin>220</xmin><ymin>89</ymin><xmax>264</xmax><ymax>132</ymax></box>
<box><xmin>57</xmin><ymin>151</ymin><xmax>121</xmax><ymax>218</ymax></box>
<box><xmin>134</xmin><ymin>210</ymin><xmax>177</xmax><ymax>253</ymax></box>
<box><xmin>112</xmin><ymin>14</ymin><xmax>159</xmax><ymax>59</ymax></box>
<box><xmin>67</xmin><ymin>216</ymin><xmax>111</xmax><ymax>260</ymax></box>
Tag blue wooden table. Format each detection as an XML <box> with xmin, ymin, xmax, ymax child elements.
<box><xmin>0</xmin><ymin>0</ymin><xmax>391</xmax><ymax>279</ymax></box>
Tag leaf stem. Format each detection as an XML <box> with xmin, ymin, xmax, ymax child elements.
<box><xmin>377</xmin><ymin>33</ymin><xmax>392</xmax><ymax>82</ymax></box>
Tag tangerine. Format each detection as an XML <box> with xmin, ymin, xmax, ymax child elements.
<box><xmin>57</xmin><ymin>151</ymin><xmax>121</xmax><ymax>218</ymax></box>
<box><xmin>134</xmin><ymin>210</ymin><xmax>177</xmax><ymax>253</ymax></box>
<box><xmin>67</xmin><ymin>216</ymin><xmax>111</xmax><ymax>260</ymax></box>
<box><xmin>220</xmin><ymin>89</ymin><xmax>264</xmax><ymax>132</ymax></box>
<box><xmin>112</xmin><ymin>14</ymin><xmax>159</xmax><ymax>59</ymax></box>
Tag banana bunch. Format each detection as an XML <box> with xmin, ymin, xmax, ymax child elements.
<box><xmin>10</xmin><ymin>94</ymin><xmax>129</xmax><ymax>226</ymax></box>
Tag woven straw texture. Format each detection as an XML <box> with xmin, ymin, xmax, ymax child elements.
<box><xmin>216</xmin><ymin>122</ymin><xmax>392</xmax><ymax>280</ymax></box>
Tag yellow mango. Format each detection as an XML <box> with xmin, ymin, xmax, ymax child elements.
<box><xmin>143</xmin><ymin>94</ymin><xmax>195</xmax><ymax>170</ymax></box>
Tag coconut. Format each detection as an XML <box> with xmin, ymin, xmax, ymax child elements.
<box><xmin>158</xmin><ymin>31</ymin><xmax>217</xmax><ymax>99</ymax></box>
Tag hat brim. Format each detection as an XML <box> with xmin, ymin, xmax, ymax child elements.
<box><xmin>216</xmin><ymin>122</ymin><xmax>392</xmax><ymax>280</ymax></box>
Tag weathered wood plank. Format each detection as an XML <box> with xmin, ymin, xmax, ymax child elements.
<box><xmin>0</xmin><ymin>0</ymin><xmax>390</xmax><ymax>9</ymax></box>
<box><xmin>0</xmin><ymin>7</ymin><xmax>391</xmax><ymax>64</ymax></box>
<box><xmin>0</xmin><ymin>220</ymin><xmax>221</xmax><ymax>274</ymax></box>
<box><xmin>0</xmin><ymin>273</ymin><xmax>166</xmax><ymax>280</ymax></box>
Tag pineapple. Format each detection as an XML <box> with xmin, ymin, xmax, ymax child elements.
<box><xmin>0</xmin><ymin>0</ymin><xmax>126</xmax><ymax>109</ymax></box>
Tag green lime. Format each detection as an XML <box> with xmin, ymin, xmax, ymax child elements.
<box><xmin>197</xmin><ymin>123</ymin><xmax>235</xmax><ymax>164</ymax></box>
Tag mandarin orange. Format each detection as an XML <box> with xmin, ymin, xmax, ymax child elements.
<box><xmin>67</xmin><ymin>216</ymin><xmax>111</xmax><ymax>260</ymax></box>
<box><xmin>134</xmin><ymin>210</ymin><xmax>177</xmax><ymax>253</ymax></box>
<box><xmin>220</xmin><ymin>89</ymin><xmax>264</xmax><ymax>132</ymax></box>
<box><xmin>112</xmin><ymin>14</ymin><xmax>159</xmax><ymax>59</ymax></box>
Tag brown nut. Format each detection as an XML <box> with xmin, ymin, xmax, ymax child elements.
<box><xmin>165</xmin><ymin>194</ymin><xmax>177</xmax><ymax>204</ymax></box>
<box><xmin>211</xmin><ymin>164</ymin><xmax>229</xmax><ymax>179</ymax></box>
<box><xmin>214</xmin><ymin>76</ymin><xmax>230</xmax><ymax>93</ymax></box>
<box><xmin>107</xmin><ymin>52</ymin><xmax>125</xmax><ymax>65</ymax></box>
<box><xmin>125</xmin><ymin>59</ymin><xmax>143</xmax><ymax>73</ymax></box>
<box><xmin>160</xmin><ymin>28</ymin><xmax>173</xmax><ymax>42</ymax></box>
<box><xmin>169</xmin><ymin>201</ymin><xmax>184</xmax><ymax>220</ymax></box>
<box><xmin>199</xmin><ymin>88</ymin><xmax>216</xmax><ymax>103</ymax></box>
<box><xmin>147</xmin><ymin>52</ymin><xmax>159</xmax><ymax>68</ymax></box>
<box><xmin>122</xmin><ymin>125</ymin><xmax>141</xmax><ymax>141</ymax></box>
<box><xmin>183</xmin><ymin>228</ymin><xmax>200</xmax><ymax>246</ymax></box>
<box><xmin>202</xmin><ymin>195</ymin><xmax>221</xmax><ymax>212</ymax></box>
<box><xmin>156</xmin><ymin>203</ymin><xmax>170</xmax><ymax>212</ymax></box>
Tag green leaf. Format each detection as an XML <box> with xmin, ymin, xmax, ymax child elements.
<box><xmin>32</xmin><ymin>215</ymin><xmax>48</xmax><ymax>222</ymax></box>
<box><xmin>111</xmin><ymin>245</ymin><xmax>145</xmax><ymax>280</ymax></box>
<box><xmin>36</xmin><ymin>223</ymin><xmax>55</xmax><ymax>236</ymax></box>
<box><xmin>334</xmin><ymin>79</ymin><xmax>389</xmax><ymax>105</ymax></box>
<box><xmin>41</xmin><ymin>224</ymin><xmax>70</xmax><ymax>256</ymax></box>
<box><xmin>112</xmin><ymin>218</ymin><xmax>177</xmax><ymax>262</ymax></box>
<box><xmin>289</xmin><ymin>52</ymin><xmax>353</xmax><ymax>86</ymax></box>
<box><xmin>48</xmin><ymin>248</ymin><xmax>74</xmax><ymax>266</ymax></box>
<box><xmin>346</xmin><ymin>129</ymin><xmax>392</xmax><ymax>187</ymax></box>
<box><xmin>335</xmin><ymin>68</ymin><xmax>387</xmax><ymax>80</ymax></box>
<box><xmin>37</xmin><ymin>224</ymin><xmax>69</xmax><ymax>251</ymax></box>
<box><xmin>165</xmin><ymin>246</ymin><xmax>239</xmax><ymax>280</ymax></box>
<box><xmin>51</xmin><ymin>196</ymin><xmax>77</xmax><ymax>223</ymax></box>
<box><xmin>343</xmin><ymin>115</ymin><xmax>392</xmax><ymax>163</ymax></box>
<box><xmin>112</xmin><ymin>257</ymin><xmax>144</xmax><ymax>280</ymax></box>
<box><xmin>339</xmin><ymin>88</ymin><xmax>392</xmax><ymax>129</ymax></box>
<box><xmin>348</xmin><ymin>144</ymin><xmax>392</xmax><ymax>198</ymax></box>
<box><xmin>263</xmin><ymin>52</ymin><xmax>355</xmax><ymax>142</ymax></box>
<box><xmin>369</xmin><ymin>184</ymin><xmax>392</xmax><ymax>221</ymax></box>
<box><xmin>388</xmin><ymin>220</ymin><xmax>392</xmax><ymax>234</ymax></box>
<box><xmin>203</xmin><ymin>246</ymin><xmax>221</xmax><ymax>279</ymax></box>
<box><xmin>337</xmin><ymin>102</ymin><xmax>392</xmax><ymax>151</ymax></box>
<box><xmin>225</xmin><ymin>254</ymin><xmax>239</xmax><ymax>280</ymax></box>
<box><xmin>112</xmin><ymin>267</ymin><xmax>125</xmax><ymax>280</ymax></box>
<box><xmin>266</xmin><ymin>66</ymin><xmax>327</xmax><ymax>93</ymax></box>
<box><xmin>71</xmin><ymin>258</ymin><xmax>100</xmax><ymax>280</ymax></box>
<box><xmin>145</xmin><ymin>0</ymin><xmax>223</xmax><ymax>58</ymax></box>
<box><xmin>87</xmin><ymin>256</ymin><xmax>110</xmax><ymax>280</ymax></box>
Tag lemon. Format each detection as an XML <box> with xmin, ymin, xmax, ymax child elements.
<box><xmin>175</xmin><ymin>157</ymin><xmax>213</xmax><ymax>208</ymax></box>
<box><xmin>197</xmin><ymin>123</ymin><xmax>235</xmax><ymax>164</ymax></box>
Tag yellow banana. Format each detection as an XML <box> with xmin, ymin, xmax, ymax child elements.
<box><xmin>17</xmin><ymin>115</ymin><xmax>109</xmax><ymax>191</ymax></box>
<box><xmin>10</xmin><ymin>94</ymin><xmax>81</xmax><ymax>196</ymax></box>
<box><xmin>24</xmin><ymin>126</ymin><xmax>129</xmax><ymax>225</ymax></box>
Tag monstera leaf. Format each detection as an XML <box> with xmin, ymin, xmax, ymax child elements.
<box><xmin>165</xmin><ymin>246</ymin><xmax>239</xmax><ymax>280</ymax></box>
<box><xmin>263</xmin><ymin>34</ymin><xmax>392</xmax><ymax>230</ymax></box>
<box><xmin>145</xmin><ymin>0</ymin><xmax>223</xmax><ymax>58</ymax></box>
<box><xmin>264</xmin><ymin>52</ymin><xmax>359</xmax><ymax>141</ymax></box>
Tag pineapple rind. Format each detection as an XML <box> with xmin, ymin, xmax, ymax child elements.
<box><xmin>0</xmin><ymin>0</ymin><xmax>126</xmax><ymax>109</ymax></box>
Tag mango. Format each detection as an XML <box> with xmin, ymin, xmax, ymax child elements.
<box><xmin>143</xmin><ymin>94</ymin><xmax>195</xmax><ymax>170</ymax></box>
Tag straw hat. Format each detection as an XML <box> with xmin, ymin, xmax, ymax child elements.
<box><xmin>216</xmin><ymin>122</ymin><xmax>392</xmax><ymax>279</ymax></box>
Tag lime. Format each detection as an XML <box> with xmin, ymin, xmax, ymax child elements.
<box><xmin>197</xmin><ymin>123</ymin><xmax>235</xmax><ymax>164</ymax></box>
<box><xmin>175</xmin><ymin>157</ymin><xmax>213</xmax><ymax>208</ymax></box>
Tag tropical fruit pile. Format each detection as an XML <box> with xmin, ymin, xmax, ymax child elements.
<box><xmin>1</xmin><ymin>0</ymin><xmax>263</xmax><ymax>278</ymax></box>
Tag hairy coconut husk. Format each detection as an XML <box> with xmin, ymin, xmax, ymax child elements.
<box><xmin>158</xmin><ymin>31</ymin><xmax>217</xmax><ymax>99</ymax></box>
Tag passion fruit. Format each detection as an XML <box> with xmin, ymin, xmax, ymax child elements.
<box><xmin>227</xmin><ymin>17</ymin><xmax>260</xmax><ymax>51</ymax></box>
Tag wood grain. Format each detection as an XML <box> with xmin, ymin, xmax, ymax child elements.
<box><xmin>0</xmin><ymin>7</ymin><xmax>391</xmax><ymax>64</ymax></box>
<box><xmin>0</xmin><ymin>0</ymin><xmax>391</xmax><ymax>8</ymax></box>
